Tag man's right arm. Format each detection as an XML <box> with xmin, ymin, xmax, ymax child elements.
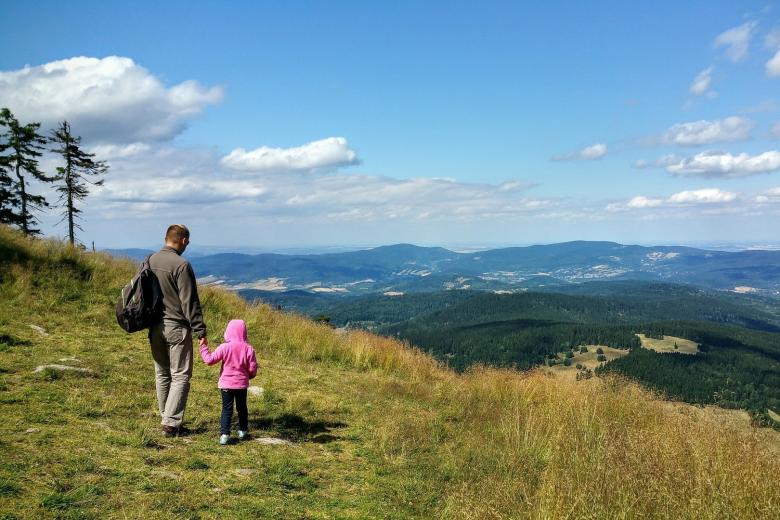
<box><xmin>176</xmin><ymin>262</ymin><xmax>208</xmax><ymax>339</ymax></box>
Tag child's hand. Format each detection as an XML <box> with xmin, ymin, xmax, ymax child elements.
<box><xmin>199</xmin><ymin>337</ymin><xmax>209</xmax><ymax>349</ymax></box>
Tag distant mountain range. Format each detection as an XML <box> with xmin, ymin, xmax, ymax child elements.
<box><xmin>105</xmin><ymin>241</ymin><xmax>780</xmax><ymax>297</ymax></box>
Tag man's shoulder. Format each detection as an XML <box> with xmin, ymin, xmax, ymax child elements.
<box><xmin>150</xmin><ymin>248</ymin><xmax>188</xmax><ymax>271</ymax></box>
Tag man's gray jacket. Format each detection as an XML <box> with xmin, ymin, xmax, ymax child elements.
<box><xmin>149</xmin><ymin>246</ymin><xmax>207</xmax><ymax>339</ymax></box>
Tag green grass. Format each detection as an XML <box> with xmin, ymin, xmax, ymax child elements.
<box><xmin>1</xmin><ymin>224</ymin><xmax>779</xmax><ymax>519</ymax></box>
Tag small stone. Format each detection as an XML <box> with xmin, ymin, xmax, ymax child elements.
<box><xmin>25</xmin><ymin>428</ymin><xmax>40</xmax><ymax>434</ymax></box>
<box><xmin>29</xmin><ymin>325</ymin><xmax>49</xmax><ymax>336</ymax></box>
<box><xmin>254</xmin><ymin>436</ymin><xmax>293</xmax><ymax>446</ymax></box>
<box><xmin>248</xmin><ymin>386</ymin><xmax>263</xmax><ymax>397</ymax></box>
<box><xmin>234</xmin><ymin>468</ymin><xmax>256</xmax><ymax>476</ymax></box>
<box><xmin>211</xmin><ymin>487</ymin><xmax>223</xmax><ymax>493</ymax></box>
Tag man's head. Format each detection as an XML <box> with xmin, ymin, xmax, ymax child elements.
<box><xmin>165</xmin><ymin>224</ymin><xmax>190</xmax><ymax>254</ymax></box>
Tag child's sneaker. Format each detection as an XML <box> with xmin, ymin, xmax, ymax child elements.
<box><xmin>219</xmin><ymin>434</ymin><xmax>230</xmax><ymax>445</ymax></box>
<box><xmin>237</xmin><ymin>430</ymin><xmax>248</xmax><ymax>441</ymax></box>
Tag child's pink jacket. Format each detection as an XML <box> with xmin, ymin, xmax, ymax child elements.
<box><xmin>200</xmin><ymin>319</ymin><xmax>258</xmax><ymax>389</ymax></box>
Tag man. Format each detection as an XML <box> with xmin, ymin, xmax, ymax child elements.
<box><xmin>148</xmin><ymin>224</ymin><xmax>208</xmax><ymax>436</ymax></box>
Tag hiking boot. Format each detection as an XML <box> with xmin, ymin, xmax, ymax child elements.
<box><xmin>237</xmin><ymin>430</ymin><xmax>248</xmax><ymax>441</ymax></box>
<box><xmin>219</xmin><ymin>434</ymin><xmax>230</xmax><ymax>445</ymax></box>
<box><xmin>162</xmin><ymin>425</ymin><xmax>178</xmax><ymax>437</ymax></box>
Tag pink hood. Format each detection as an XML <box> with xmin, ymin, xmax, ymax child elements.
<box><xmin>200</xmin><ymin>319</ymin><xmax>258</xmax><ymax>389</ymax></box>
<box><xmin>224</xmin><ymin>319</ymin><xmax>248</xmax><ymax>343</ymax></box>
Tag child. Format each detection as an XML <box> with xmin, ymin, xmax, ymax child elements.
<box><xmin>200</xmin><ymin>319</ymin><xmax>258</xmax><ymax>445</ymax></box>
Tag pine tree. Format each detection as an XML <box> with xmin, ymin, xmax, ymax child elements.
<box><xmin>0</xmin><ymin>108</ymin><xmax>52</xmax><ymax>235</ymax></box>
<box><xmin>0</xmin><ymin>143</ymin><xmax>22</xmax><ymax>226</ymax></box>
<box><xmin>49</xmin><ymin>121</ymin><xmax>108</xmax><ymax>245</ymax></box>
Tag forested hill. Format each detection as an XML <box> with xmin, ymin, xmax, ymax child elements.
<box><xmin>302</xmin><ymin>281</ymin><xmax>780</xmax><ymax>332</ymax></box>
<box><xmin>288</xmin><ymin>283</ymin><xmax>780</xmax><ymax>424</ymax></box>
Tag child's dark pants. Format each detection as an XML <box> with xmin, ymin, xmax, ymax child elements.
<box><xmin>220</xmin><ymin>388</ymin><xmax>248</xmax><ymax>435</ymax></box>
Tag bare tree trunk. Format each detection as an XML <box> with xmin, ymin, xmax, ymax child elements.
<box><xmin>66</xmin><ymin>153</ymin><xmax>74</xmax><ymax>244</ymax></box>
<box><xmin>14</xmin><ymin>157</ymin><xmax>28</xmax><ymax>235</ymax></box>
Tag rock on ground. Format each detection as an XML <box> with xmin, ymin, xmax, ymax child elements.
<box><xmin>29</xmin><ymin>324</ymin><xmax>49</xmax><ymax>336</ymax></box>
<box><xmin>33</xmin><ymin>364</ymin><xmax>94</xmax><ymax>374</ymax></box>
<box><xmin>254</xmin><ymin>436</ymin><xmax>293</xmax><ymax>446</ymax></box>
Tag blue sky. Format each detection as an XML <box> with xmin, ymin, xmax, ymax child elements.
<box><xmin>2</xmin><ymin>1</ymin><xmax>780</xmax><ymax>248</ymax></box>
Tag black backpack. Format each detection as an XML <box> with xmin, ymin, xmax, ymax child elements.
<box><xmin>116</xmin><ymin>255</ymin><xmax>163</xmax><ymax>333</ymax></box>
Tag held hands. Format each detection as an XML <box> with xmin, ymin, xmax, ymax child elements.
<box><xmin>198</xmin><ymin>336</ymin><xmax>209</xmax><ymax>349</ymax></box>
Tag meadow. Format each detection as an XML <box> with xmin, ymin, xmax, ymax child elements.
<box><xmin>1</xmin><ymin>225</ymin><xmax>779</xmax><ymax>519</ymax></box>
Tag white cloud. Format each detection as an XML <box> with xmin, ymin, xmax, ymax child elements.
<box><xmin>689</xmin><ymin>67</ymin><xmax>714</xmax><ymax>96</ymax></box>
<box><xmin>98</xmin><ymin>178</ymin><xmax>267</xmax><ymax>204</ymax></box>
<box><xmin>766</xmin><ymin>50</ymin><xmax>780</xmax><ymax>77</ymax></box>
<box><xmin>766</xmin><ymin>28</ymin><xmax>780</xmax><ymax>78</ymax></box>
<box><xmin>626</xmin><ymin>196</ymin><xmax>663</xmax><ymax>209</ymax></box>
<box><xmin>664</xmin><ymin>151</ymin><xmax>780</xmax><ymax>177</ymax></box>
<box><xmin>0</xmin><ymin>56</ymin><xmax>223</xmax><ymax>143</ymax></box>
<box><xmin>661</xmin><ymin>116</ymin><xmax>753</xmax><ymax>146</ymax></box>
<box><xmin>552</xmin><ymin>143</ymin><xmax>607</xmax><ymax>161</ymax></box>
<box><xmin>755</xmin><ymin>186</ymin><xmax>780</xmax><ymax>203</ymax></box>
<box><xmin>634</xmin><ymin>154</ymin><xmax>682</xmax><ymax>169</ymax></box>
<box><xmin>608</xmin><ymin>188</ymin><xmax>737</xmax><ymax>212</ymax></box>
<box><xmin>713</xmin><ymin>21</ymin><xmax>758</xmax><ymax>62</ymax></box>
<box><xmin>89</xmin><ymin>143</ymin><xmax>151</xmax><ymax>160</ymax></box>
<box><xmin>220</xmin><ymin>137</ymin><xmax>359</xmax><ymax>173</ymax></box>
<box><xmin>667</xmin><ymin>188</ymin><xmax>737</xmax><ymax>204</ymax></box>
<box><xmin>499</xmin><ymin>180</ymin><xmax>534</xmax><ymax>191</ymax></box>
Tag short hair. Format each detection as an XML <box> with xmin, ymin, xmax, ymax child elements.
<box><xmin>165</xmin><ymin>224</ymin><xmax>190</xmax><ymax>242</ymax></box>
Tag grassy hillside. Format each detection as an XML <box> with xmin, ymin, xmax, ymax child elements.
<box><xmin>1</xmin><ymin>225</ymin><xmax>779</xmax><ymax>519</ymax></box>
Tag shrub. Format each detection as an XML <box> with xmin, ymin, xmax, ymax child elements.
<box><xmin>596</xmin><ymin>347</ymin><xmax>604</xmax><ymax>355</ymax></box>
<box><xmin>563</xmin><ymin>358</ymin><xmax>572</xmax><ymax>367</ymax></box>
<box><xmin>579</xmin><ymin>346</ymin><xmax>588</xmax><ymax>353</ymax></box>
<box><xmin>575</xmin><ymin>363</ymin><xmax>583</xmax><ymax>370</ymax></box>
<box><xmin>565</xmin><ymin>351</ymin><xmax>574</xmax><ymax>359</ymax></box>
<box><xmin>597</xmin><ymin>354</ymin><xmax>607</xmax><ymax>362</ymax></box>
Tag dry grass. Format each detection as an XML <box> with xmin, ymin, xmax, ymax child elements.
<box><xmin>1</xmin><ymin>224</ymin><xmax>779</xmax><ymax>519</ymax></box>
<box><xmin>637</xmin><ymin>333</ymin><xmax>700</xmax><ymax>354</ymax></box>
